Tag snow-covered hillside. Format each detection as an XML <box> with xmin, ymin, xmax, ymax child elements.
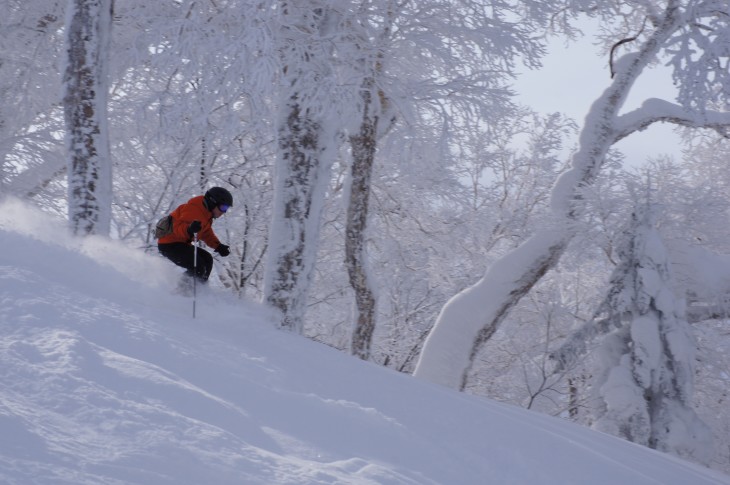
<box><xmin>1</xmin><ymin>197</ymin><xmax>728</xmax><ymax>485</ymax></box>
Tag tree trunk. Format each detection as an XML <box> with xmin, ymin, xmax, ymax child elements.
<box><xmin>265</xmin><ymin>99</ymin><xmax>331</xmax><ymax>332</ymax></box>
<box><xmin>263</xmin><ymin>2</ymin><xmax>338</xmax><ymax>332</ymax></box>
<box><xmin>413</xmin><ymin>3</ymin><xmax>682</xmax><ymax>390</ymax></box>
<box><xmin>63</xmin><ymin>0</ymin><xmax>113</xmax><ymax>236</ymax></box>
<box><xmin>347</xmin><ymin>80</ymin><xmax>379</xmax><ymax>360</ymax></box>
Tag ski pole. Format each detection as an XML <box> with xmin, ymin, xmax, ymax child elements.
<box><xmin>193</xmin><ymin>233</ymin><xmax>198</xmax><ymax>318</ymax></box>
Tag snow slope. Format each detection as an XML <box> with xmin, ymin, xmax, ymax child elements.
<box><xmin>1</xmin><ymin>197</ymin><xmax>728</xmax><ymax>485</ymax></box>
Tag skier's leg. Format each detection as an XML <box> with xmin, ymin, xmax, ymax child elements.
<box><xmin>158</xmin><ymin>243</ymin><xmax>196</xmax><ymax>273</ymax></box>
<box><xmin>194</xmin><ymin>249</ymin><xmax>213</xmax><ymax>281</ymax></box>
<box><xmin>158</xmin><ymin>243</ymin><xmax>213</xmax><ymax>281</ymax></box>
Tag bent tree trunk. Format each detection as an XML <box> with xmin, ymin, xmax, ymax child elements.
<box><xmin>413</xmin><ymin>3</ymin><xmax>683</xmax><ymax>390</ymax></box>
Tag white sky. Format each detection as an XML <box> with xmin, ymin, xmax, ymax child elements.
<box><xmin>514</xmin><ymin>32</ymin><xmax>683</xmax><ymax>166</ymax></box>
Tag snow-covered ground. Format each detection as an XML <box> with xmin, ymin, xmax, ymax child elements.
<box><xmin>1</xmin><ymin>196</ymin><xmax>728</xmax><ymax>485</ymax></box>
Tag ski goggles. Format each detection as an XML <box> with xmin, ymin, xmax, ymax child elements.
<box><xmin>218</xmin><ymin>204</ymin><xmax>230</xmax><ymax>213</ymax></box>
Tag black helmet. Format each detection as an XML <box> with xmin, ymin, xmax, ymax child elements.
<box><xmin>204</xmin><ymin>187</ymin><xmax>233</xmax><ymax>209</ymax></box>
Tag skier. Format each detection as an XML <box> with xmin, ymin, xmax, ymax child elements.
<box><xmin>157</xmin><ymin>187</ymin><xmax>232</xmax><ymax>287</ymax></box>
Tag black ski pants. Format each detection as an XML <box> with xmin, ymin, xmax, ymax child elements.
<box><xmin>158</xmin><ymin>242</ymin><xmax>213</xmax><ymax>281</ymax></box>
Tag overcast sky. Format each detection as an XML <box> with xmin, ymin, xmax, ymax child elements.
<box><xmin>514</xmin><ymin>30</ymin><xmax>683</xmax><ymax>167</ymax></box>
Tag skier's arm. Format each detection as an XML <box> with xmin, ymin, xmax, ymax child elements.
<box><xmin>199</xmin><ymin>225</ymin><xmax>221</xmax><ymax>250</ymax></box>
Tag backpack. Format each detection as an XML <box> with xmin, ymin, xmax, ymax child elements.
<box><xmin>154</xmin><ymin>215</ymin><xmax>173</xmax><ymax>239</ymax></box>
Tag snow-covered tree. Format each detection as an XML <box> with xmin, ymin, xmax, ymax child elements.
<box><xmin>1</xmin><ymin>0</ymin><xmax>67</xmax><ymax>201</ymax></box>
<box><xmin>318</xmin><ymin>0</ymin><xmax>550</xmax><ymax>358</ymax></box>
<box><xmin>63</xmin><ymin>0</ymin><xmax>113</xmax><ymax>235</ymax></box>
<box><xmin>263</xmin><ymin>1</ymin><xmax>344</xmax><ymax>332</ymax></box>
<box><xmin>346</xmin><ymin>75</ymin><xmax>382</xmax><ymax>360</ymax></box>
<box><xmin>108</xmin><ymin>0</ymin><xmax>276</xmax><ymax>301</ymax></box>
<box><xmin>414</xmin><ymin>0</ymin><xmax>730</xmax><ymax>390</ymax></box>
<box><xmin>590</xmin><ymin>204</ymin><xmax>712</xmax><ymax>463</ymax></box>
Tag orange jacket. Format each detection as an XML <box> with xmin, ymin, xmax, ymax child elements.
<box><xmin>158</xmin><ymin>195</ymin><xmax>222</xmax><ymax>250</ymax></box>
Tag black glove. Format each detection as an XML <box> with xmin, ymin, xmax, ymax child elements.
<box><xmin>187</xmin><ymin>220</ymin><xmax>202</xmax><ymax>237</ymax></box>
<box><xmin>215</xmin><ymin>244</ymin><xmax>230</xmax><ymax>257</ymax></box>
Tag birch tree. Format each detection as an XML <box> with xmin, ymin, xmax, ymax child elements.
<box><xmin>347</xmin><ymin>75</ymin><xmax>382</xmax><ymax>359</ymax></box>
<box><xmin>344</xmin><ymin>1</ymin><xmax>400</xmax><ymax>360</ymax></box>
<box><xmin>341</xmin><ymin>0</ymin><xmax>550</xmax><ymax>359</ymax></box>
<box><xmin>63</xmin><ymin>0</ymin><xmax>113</xmax><ymax>236</ymax></box>
<box><xmin>414</xmin><ymin>0</ymin><xmax>730</xmax><ymax>390</ymax></box>
<box><xmin>263</xmin><ymin>1</ymin><xmax>342</xmax><ymax>332</ymax></box>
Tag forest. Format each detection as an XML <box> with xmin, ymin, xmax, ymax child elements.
<box><xmin>3</xmin><ymin>0</ymin><xmax>730</xmax><ymax>474</ymax></box>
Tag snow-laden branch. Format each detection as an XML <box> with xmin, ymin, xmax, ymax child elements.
<box><xmin>614</xmin><ymin>98</ymin><xmax>730</xmax><ymax>142</ymax></box>
<box><xmin>550</xmin><ymin>316</ymin><xmax>618</xmax><ymax>374</ymax></box>
<box><xmin>414</xmin><ymin>1</ymin><xmax>685</xmax><ymax>390</ymax></box>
